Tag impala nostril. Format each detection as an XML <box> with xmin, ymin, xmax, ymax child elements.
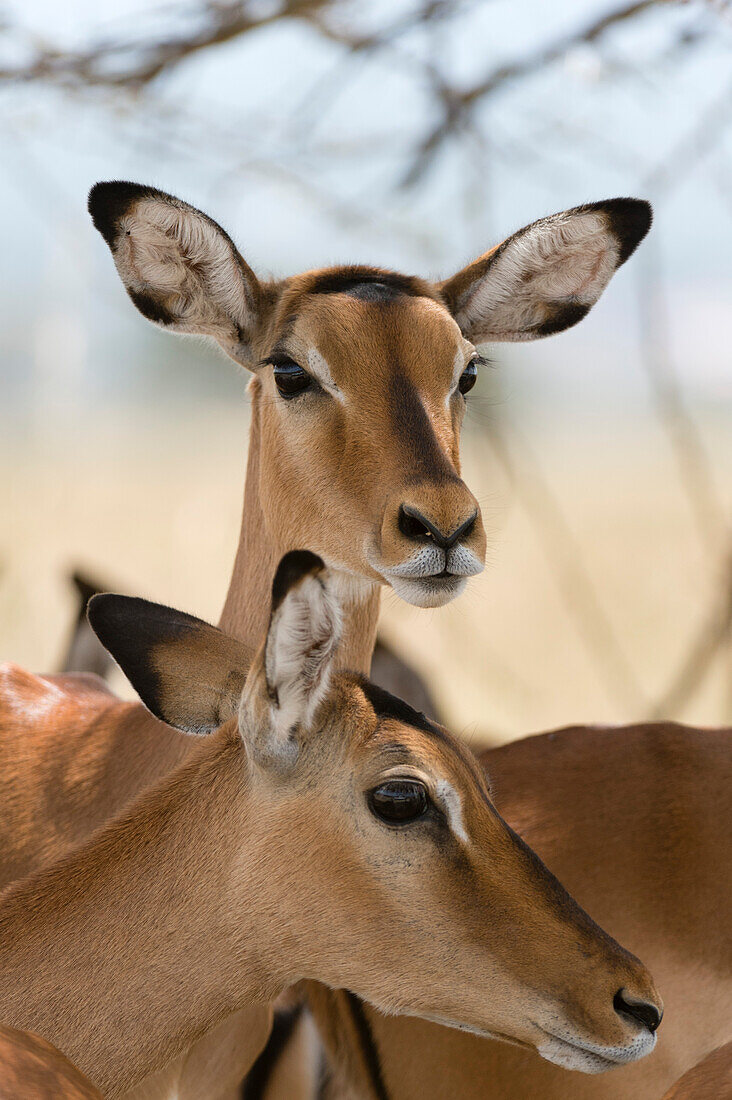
<box><xmin>398</xmin><ymin>505</ymin><xmax>434</xmax><ymax>543</ymax></box>
<box><xmin>613</xmin><ymin>989</ymin><xmax>663</xmax><ymax>1034</ymax></box>
<box><xmin>398</xmin><ymin>505</ymin><xmax>478</xmax><ymax>551</ymax></box>
<box><xmin>459</xmin><ymin>512</ymin><xmax>477</xmax><ymax>543</ymax></box>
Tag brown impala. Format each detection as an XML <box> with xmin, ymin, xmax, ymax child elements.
<box><xmin>302</xmin><ymin>720</ymin><xmax>730</xmax><ymax>1100</ymax></box>
<box><xmin>0</xmin><ymin>1026</ymin><xmax>102</xmax><ymax>1099</ymax></box>
<box><xmin>0</xmin><ymin>553</ymin><xmax>662</xmax><ymax>1098</ymax></box>
<box><xmin>0</xmin><ymin>183</ymin><xmax>653</xmax><ymax>1097</ymax></box>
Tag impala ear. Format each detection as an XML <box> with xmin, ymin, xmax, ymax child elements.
<box><xmin>88</xmin><ymin>180</ymin><xmax>264</xmax><ymax>367</ymax></box>
<box><xmin>241</xmin><ymin>551</ymin><xmax>342</xmax><ymax>769</ymax></box>
<box><xmin>88</xmin><ymin>595</ymin><xmax>252</xmax><ymax>733</ymax></box>
<box><xmin>439</xmin><ymin>198</ymin><xmax>651</xmax><ymax>344</ymax></box>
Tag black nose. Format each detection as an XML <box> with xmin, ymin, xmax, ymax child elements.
<box><xmin>613</xmin><ymin>989</ymin><xmax>662</xmax><ymax>1033</ymax></box>
<box><xmin>398</xmin><ymin>505</ymin><xmax>477</xmax><ymax>550</ymax></box>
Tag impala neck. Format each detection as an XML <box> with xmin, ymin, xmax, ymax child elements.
<box><xmin>218</xmin><ymin>379</ymin><xmax>381</xmax><ymax>673</ymax></box>
<box><xmin>0</xmin><ymin>726</ymin><xmax>289</xmax><ymax>1097</ymax></box>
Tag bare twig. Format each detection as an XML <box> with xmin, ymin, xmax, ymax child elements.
<box><xmin>0</xmin><ymin>0</ymin><xmax>333</xmax><ymax>89</ymax></box>
<box><xmin>401</xmin><ymin>0</ymin><xmax>677</xmax><ymax>187</ymax></box>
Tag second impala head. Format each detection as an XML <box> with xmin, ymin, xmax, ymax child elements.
<box><xmin>89</xmin><ymin>181</ymin><xmax>652</xmax><ymax>606</ymax></box>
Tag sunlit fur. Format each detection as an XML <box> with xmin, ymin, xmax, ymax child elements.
<box><xmin>661</xmin><ymin>1041</ymin><xmax>732</xmax><ymax>1100</ymax></box>
<box><xmin>0</xmin><ymin>584</ymin><xmax>661</xmax><ymax>1097</ymax></box>
<box><xmin>0</xmin><ymin>1025</ymin><xmax>102</xmax><ymax>1099</ymax></box>
<box><xmin>89</xmin><ymin>183</ymin><xmax>649</xmax><ymax>637</ymax></box>
<box><xmin>0</xmin><ymin>185</ymin><xmax>655</xmax><ymax>1100</ymax></box>
<box><xmin>307</xmin><ymin>722</ymin><xmax>730</xmax><ymax>1100</ymax></box>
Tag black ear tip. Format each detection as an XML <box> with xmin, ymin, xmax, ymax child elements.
<box><xmin>271</xmin><ymin>550</ymin><xmax>326</xmax><ymax>612</ymax></box>
<box><xmin>603</xmin><ymin>197</ymin><xmax>653</xmax><ymax>264</ymax></box>
<box><xmin>86</xmin><ymin>593</ymin><xmax>123</xmax><ymax>645</ymax></box>
<box><xmin>88</xmin><ymin>180</ymin><xmax>152</xmax><ymax>246</ymax></box>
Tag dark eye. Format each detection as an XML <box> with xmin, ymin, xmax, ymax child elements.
<box><xmin>368</xmin><ymin>779</ymin><xmax>429</xmax><ymax>824</ymax></box>
<box><xmin>272</xmin><ymin>360</ymin><xmax>312</xmax><ymax>398</ymax></box>
<box><xmin>458</xmin><ymin>359</ymin><xmax>478</xmax><ymax>395</ymax></box>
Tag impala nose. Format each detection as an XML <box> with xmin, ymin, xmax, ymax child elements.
<box><xmin>398</xmin><ymin>505</ymin><xmax>477</xmax><ymax>550</ymax></box>
<box><xmin>613</xmin><ymin>989</ymin><xmax>663</xmax><ymax>1033</ymax></box>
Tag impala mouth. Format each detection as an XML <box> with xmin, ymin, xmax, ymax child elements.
<box><xmin>388</xmin><ymin>572</ymin><xmax>469</xmax><ymax>608</ymax></box>
<box><xmin>536</xmin><ymin>1024</ymin><xmax>657</xmax><ymax>1074</ymax></box>
<box><xmin>372</xmin><ymin>544</ymin><xmax>484</xmax><ymax>607</ymax></box>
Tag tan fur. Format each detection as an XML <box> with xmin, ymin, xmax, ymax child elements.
<box><xmin>661</xmin><ymin>1042</ymin><xmax>732</xmax><ymax>1099</ymax></box>
<box><xmin>0</xmin><ymin>656</ymin><xmax>662</xmax><ymax>1097</ymax></box>
<box><xmin>0</xmin><ymin>187</ymin><xmax>651</xmax><ymax>1097</ymax></box>
<box><xmin>0</xmin><ymin>1025</ymin><xmax>102</xmax><ymax>1099</ymax></box>
<box><xmin>308</xmin><ymin>722</ymin><xmax>731</xmax><ymax>1100</ymax></box>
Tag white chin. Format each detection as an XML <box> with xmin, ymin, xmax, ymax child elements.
<box><xmin>537</xmin><ymin>1031</ymin><xmax>656</xmax><ymax>1075</ymax></box>
<box><xmin>389</xmin><ymin>575</ymin><xmax>468</xmax><ymax>608</ymax></box>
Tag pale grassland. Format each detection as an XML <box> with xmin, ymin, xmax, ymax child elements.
<box><xmin>3</xmin><ymin>402</ymin><xmax>732</xmax><ymax>746</ymax></box>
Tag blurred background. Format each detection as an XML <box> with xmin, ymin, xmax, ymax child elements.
<box><xmin>2</xmin><ymin>0</ymin><xmax>731</xmax><ymax>744</ymax></box>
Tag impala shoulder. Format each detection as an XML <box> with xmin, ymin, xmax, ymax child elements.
<box><xmin>0</xmin><ymin>663</ymin><xmax>114</xmax><ymax>722</ymax></box>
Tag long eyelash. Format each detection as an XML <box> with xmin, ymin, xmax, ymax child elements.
<box><xmin>472</xmin><ymin>353</ymin><xmax>494</xmax><ymax>369</ymax></box>
<box><xmin>259</xmin><ymin>352</ymin><xmax>300</xmax><ymax>369</ymax></box>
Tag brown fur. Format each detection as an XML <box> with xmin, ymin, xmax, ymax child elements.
<box><xmin>661</xmin><ymin>1041</ymin><xmax>732</xmax><ymax>1099</ymax></box>
<box><xmin>0</xmin><ymin>1025</ymin><xmax>102</xmax><ymax>1099</ymax></box>
<box><xmin>0</xmin><ymin>186</ymin><xmax>654</xmax><ymax>1097</ymax></box>
<box><xmin>0</xmin><ymin>660</ymin><xmax>661</xmax><ymax>1098</ymax></box>
<box><xmin>307</xmin><ymin>722</ymin><xmax>731</xmax><ymax>1099</ymax></box>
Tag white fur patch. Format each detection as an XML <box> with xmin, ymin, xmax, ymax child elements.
<box><xmin>263</xmin><ymin>573</ymin><xmax>342</xmax><ymax>755</ymax></box>
<box><xmin>537</xmin><ymin>1023</ymin><xmax>656</xmax><ymax>1073</ymax></box>
<box><xmin>435</xmin><ymin>779</ymin><xmax>469</xmax><ymax>844</ymax></box>
<box><xmin>454</xmin><ymin>210</ymin><xmax>620</xmax><ymax>343</ymax></box>
<box><xmin>307</xmin><ymin>347</ymin><xmax>343</xmax><ymax>400</ymax></box>
<box><xmin>379</xmin><ymin>544</ymin><xmax>483</xmax><ymax>580</ymax></box>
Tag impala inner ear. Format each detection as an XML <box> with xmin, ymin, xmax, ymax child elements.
<box><xmin>240</xmin><ymin>551</ymin><xmax>343</xmax><ymax>769</ymax></box>
<box><xmin>88</xmin><ymin>595</ymin><xmax>252</xmax><ymax>734</ymax></box>
<box><xmin>88</xmin><ymin>180</ymin><xmax>263</xmax><ymax>366</ymax></box>
<box><xmin>439</xmin><ymin>198</ymin><xmax>652</xmax><ymax>344</ymax></box>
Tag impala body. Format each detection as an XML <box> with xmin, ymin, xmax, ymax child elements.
<box><xmin>302</xmin><ymin>722</ymin><xmax>731</xmax><ymax>1100</ymax></box>
<box><xmin>0</xmin><ymin>183</ymin><xmax>654</xmax><ymax>1097</ymax></box>
<box><xmin>0</xmin><ymin>554</ymin><xmax>662</xmax><ymax>1097</ymax></box>
<box><xmin>0</xmin><ymin>1026</ymin><xmax>102</xmax><ymax>1100</ymax></box>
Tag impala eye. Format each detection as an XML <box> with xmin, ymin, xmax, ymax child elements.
<box><xmin>272</xmin><ymin>360</ymin><xmax>312</xmax><ymax>398</ymax></box>
<box><xmin>458</xmin><ymin>359</ymin><xmax>478</xmax><ymax>395</ymax></box>
<box><xmin>368</xmin><ymin>779</ymin><xmax>429</xmax><ymax>824</ymax></box>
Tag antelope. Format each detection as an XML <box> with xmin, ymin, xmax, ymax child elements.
<box><xmin>301</xmin><ymin>721</ymin><xmax>731</xmax><ymax>1100</ymax></box>
<box><xmin>661</xmin><ymin>1042</ymin><xmax>732</xmax><ymax>1099</ymax></box>
<box><xmin>0</xmin><ymin>182</ymin><xmax>652</xmax><ymax>1095</ymax></box>
<box><xmin>0</xmin><ymin>553</ymin><xmax>663</xmax><ymax>1098</ymax></box>
<box><xmin>59</xmin><ymin>567</ymin><xmax>441</xmax><ymax>719</ymax></box>
<box><xmin>0</xmin><ymin>1026</ymin><xmax>102</xmax><ymax>1099</ymax></box>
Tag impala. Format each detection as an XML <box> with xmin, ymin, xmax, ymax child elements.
<box><xmin>0</xmin><ymin>553</ymin><xmax>662</xmax><ymax>1098</ymax></box>
<box><xmin>0</xmin><ymin>183</ymin><xmax>652</xmax><ymax>1097</ymax></box>
<box><xmin>0</xmin><ymin>1026</ymin><xmax>102</xmax><ymax>1100</ymax></box>
<box><xmin>661</xmin><ymin>1042</ymin><xmax>732</xmax><ymax>1099</ymax></box>
<box><xmin>300</xmin><ymin>721</ymin><xmax>731</xmax><ymax>1100</ymax></box>
<box><xmin>87</xmin><ymin>180</ymin><xmax>651</xmax><ymax>662</ymax></box>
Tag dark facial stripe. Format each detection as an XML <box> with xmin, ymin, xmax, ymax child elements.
<box><xmin>357</xmin><ymin>675</ymin><xmax>486</xmax><ymax>788</ymax></box>
<box><xmin>388</xmin><ymin>371</ymin><xmax>456</xmax><ymax>483</ymax></box>
<box><xmin>344</xmin><ymin>993</ymin><xmax>390</xmax><ymax>1100</ymax></box>
<box><xmin>307</xmin><ymin>267</ymin><xmax>428</xmax><ymax>299</ymax></box>
<box><xmin>358</xmin><ymin>677</ymin><xmax>437</xmax><ymax>737</ymax></box>
<box><xmin>240</xmin><ymin>1004</ymin><xmax>303</xmax><ymax>1100</ymax></box>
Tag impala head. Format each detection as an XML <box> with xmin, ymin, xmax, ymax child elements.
<box><xmin>89</xmin><ymin>552</ymin><xmax>661</xmax><ymax>1072</ymax></box>
<box><xmin>89</xmin><ymin>182</ymin><xmax>651</xmax><ymax>607</ymax></box>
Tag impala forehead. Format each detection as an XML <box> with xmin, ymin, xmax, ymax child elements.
<box><xmin>279</xmin><ymin>293</ymin><xmax>471</xmax><ymax>395</ymax></box>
